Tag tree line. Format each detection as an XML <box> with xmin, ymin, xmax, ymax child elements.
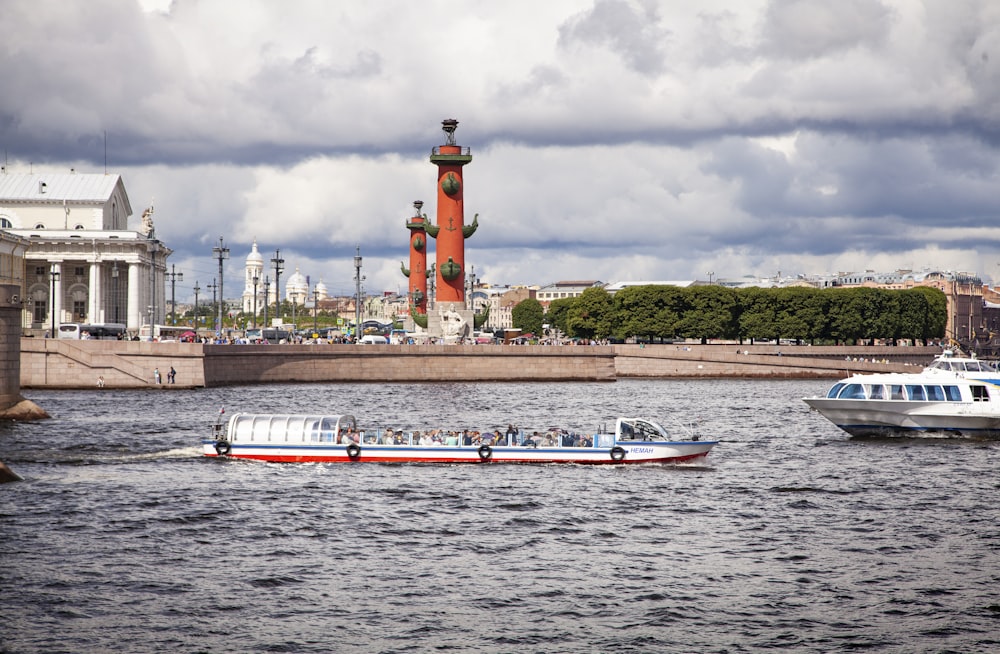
<box><xmin>509</xmin><ymin>285</ymin><xmax>948</xmax><ymax>345</ymax></box>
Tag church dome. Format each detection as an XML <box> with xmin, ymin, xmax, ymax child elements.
<box><xmin>287</xmin><ymin>266</ymin><xmax>308</xmax><ymax>293</ymax></box>
<box><xmin>246</xmin><ymin>239</ymin><xmax>264</xmax><ymax>266</ymax></box>
<box><xmin>315</xmin><ymin>279</ymin><xmax>328</xmax><ymax>300</ymax></box>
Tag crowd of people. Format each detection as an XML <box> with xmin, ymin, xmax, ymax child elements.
<box><xmin>333</xmin><ymin>424</ymin><xmax>595</xmax><ymax>448</ymax></box>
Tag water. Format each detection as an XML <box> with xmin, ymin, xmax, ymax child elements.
<box><xmin>2</xmin><ymin>379</ymin><xmax>1000</xmax><ymax>653</ymax></box>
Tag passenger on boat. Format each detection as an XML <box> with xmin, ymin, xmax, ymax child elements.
<box><xmin>445</xmin><ymin>431</ymin><xmax>459</xmax><ymax>446</ymax></box>
<box><xmin>381</xmin><ymin>429</ymin><xmax>395</xmax><ymax>445</ymax></box>
<box><xmin>419</xmin><ymin>431</ymin><xmax>434</xmax><ymax>446</ymax></box>
<box><xmin>462</xmin><ymin>430</ymin><xmax>473</xmax><ymax>445</ymax></box>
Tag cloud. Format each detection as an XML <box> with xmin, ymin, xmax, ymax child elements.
<box><xmin>3</xmin><ymin>0</ymin><xmax>1000</xmax><ymax>300</ymax></box>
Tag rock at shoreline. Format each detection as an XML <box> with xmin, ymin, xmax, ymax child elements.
<box><xmin>0</xmin><ymin>398</ymin><xmax>51</xmax><ymax>421</ymax></box>
<box><xmin>0</xmin><ymin>460</ymin><xmax>23</xmax><ymax>483</ymax></box>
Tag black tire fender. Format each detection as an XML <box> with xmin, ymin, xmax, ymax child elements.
<box><xmin>477</xmin><ymin>444</ymin><xmax>493</xmax><ymax>462</ymax></box>
<box><xmin>214</xmin><ymin>440</ymin><xmax>231</xmax><ymax>456</ymax></box>
<box><xmin>346</xmin><ymin>443</ymin><xmax>361</xmax><ymax>459</ymax></box>
<box><xmin>610</xmin><ymin>446</ymin><xmax>626</xmax><ymax>462</ymax></box>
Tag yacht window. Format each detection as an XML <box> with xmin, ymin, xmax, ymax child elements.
<box><xmin>972</xmin><ymin>385</ymin><xmax>990</xmax><ymax>402</ymax></box>
<box><xmin>943</xmin><ymin>386</ymin><xmax>962</xmax><ymax>401</ymax></box>
<box><xmin>826</xmin><ymin>383</ymin><xmax>845</xmax><ymax>399</ymax></box>
<box><xmin>867</xmin><ymin>385</ymin><xmax>885</xmax><ymax>400</ymax></box>
<box><xmin>925</xmin><ymin>385</ymin><xmax>945</xmax><ymax>401</ymax></box>
<box><xmin>906</xmin><ymin>385</ymin><xmax>926</xmax><ymax>401</ymax></box>
<box><xmin>889</xmin><ymin>385</ymin><xmax>905</xmax><ymax>400</ymax></box>
<box><xmin>839</xmin><ymin>384</ymin><xmax>866</xmax><ymax>400</ymax></box>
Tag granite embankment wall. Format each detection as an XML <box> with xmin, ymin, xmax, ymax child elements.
<box><xmin>1</xmin><ymin>286</ymin><xmax>22</xmax><ymax>407</ymax></box>
<box><xmin>19</xmin><ymin>339</ymin><xmax>943</xmax><ymax>389</ymax></box>
<box><xmin>613</xmin><ymin>343</ymin><xmax>940</xmax><ymax>378</ymax></box>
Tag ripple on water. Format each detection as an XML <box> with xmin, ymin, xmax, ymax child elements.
<box><xmin>2</xmin><ymin>380</ymin><xmax>1000</xmax><ymax>652</ymax></box>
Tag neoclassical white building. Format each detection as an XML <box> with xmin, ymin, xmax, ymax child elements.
<box><xmin>0</xmin><ymin>171</ymin><xmax>169</xmax><ymax>335</ymax></box>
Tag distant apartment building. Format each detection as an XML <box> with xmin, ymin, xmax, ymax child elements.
<box><xmin>535</xmin><ymin>280</ymin><xmax>603</xmax><ymax>308</ymax></box>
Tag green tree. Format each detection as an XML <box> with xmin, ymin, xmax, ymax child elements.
<box><xmin>859</xmin><ymin>288</ymin><xmax>900</xmax><ymax>344</ymax></box>
<box><xmin>613</xmin><ymin>285</ymin><xmax>688</xmax><ymax>341</ymax></box>
<box><xmin>737</xmin><ymin>287</ymin><xmax>779</xmax><ymax>343</ymax></box>
<box><xmin>566</xmin><ymin>287</ymin><xmax>614</xmax><ymax>340</ymax></box>
<box><xmin>895</xmin><ymin>289</ymin><xmax>929</xmax><ymax>344</ymax></box>
<box><xmin>909</xmin><ymin>286</ymin><xmax>948</xmax><ymax>343</ymax></box>
<box><xmin>511</xmin><ymin>298</ymin><xmax>544</xmax><ymax>336</ymax></box>
<box><xmin>544</xmin><ymin>297</ymin><xmax>576</xmax><ymax>336</ymax></box>
<box><xmin>777</xmin><ymin>287</ymin><xmax>829</xmax><ymax>344</ymax></box>
<box><xmin>825</xmin><ymin>288</ymin><xmax>865</xmax><ymax>344</ymax></box>
<box><xmin>677</xmin><ymin>286</ymin><xmax>739</xmax><ymax>343</ymax></box>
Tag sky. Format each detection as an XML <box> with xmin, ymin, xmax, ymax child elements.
<box><xmin>3</xmin><ymin>0</ymin><xmax>1000</xmax><ymax>302</ymax></box>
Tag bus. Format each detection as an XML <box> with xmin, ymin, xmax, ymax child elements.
<box><xmin>57</xmin><ymin>323</ymin><xmax>127</xmax><ymax>340</ymax></box>
<box><xmin>138</xmin><ymin>324</ymin><xmax>196</xmax><ymax>342</ymax></box>
<box><xmin>246</xmin><ymin>327</ymin><xmax>292</xmax><ymax>344</ymax></box>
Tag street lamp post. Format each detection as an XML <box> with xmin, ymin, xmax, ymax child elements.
<box><xmin>263</xmin><ymin>276</ymin><xmax>271</xmax><ymax>330</ymax></box>
<box><xmin>193</xmin><ymin>281</ymin><xmax>201</xmax><ymax>329</ymax></box>
<box><xmin>467</xmin><ymin>264</ymin><xmax>476</xmax><ymax>311</ymax></box>
<box><xmin>313</xmin><ymin>285</ymin><xmax>319</xmax><ymax>335</ymax></box>
<box><xmin>252</xmin><ymin>274</ymin><xmax>259</xmax><ymax>329</ymax></box>
<box><xmin>49</xmin><ymin>269</ymin><xmax>60</xmax><ymax>338</ymax></box>
<box><xmin>207</xmin><ymin>279</ymin><xmax>217</xmax><ymax>330</ymax></box>
<box><xmin>167</xmin><ymin>264</ymin><xmax>183</xmax><ymax>325</ymax></box>
<box><xmin>271</xmin><ymin>249</ymin><xmax>284</xmax><ymax>322</ymax></box>
<box><xmin>354</xmin><ymin>246</ymin><xmax>363</xmax><ymax>341</ymax></box>
<box><xmin>213</xmin><ymin>237</ymin><xmax>230</xmax><ymax>332</ymax></box>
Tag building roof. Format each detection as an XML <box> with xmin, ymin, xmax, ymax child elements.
<box><xmin>603</xmin><ymin>280</ymin><xmax>695</xmax><ymax>291</ymax></box>
<box><xmin>0</xmin><ymin>172</ymin><xmax>124</xmax><ymax>204</ymax></box>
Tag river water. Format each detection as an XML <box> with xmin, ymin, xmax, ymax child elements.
<box><xmin>2</xmin><ymin>379</ymin><xmax>999</xmax><ymax>654</ymax></box>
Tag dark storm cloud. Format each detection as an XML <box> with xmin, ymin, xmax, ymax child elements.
<box><xmin>4</xmin><ymin>0</ymin><xmax>1000</xmax><ymax>296</ymax></box>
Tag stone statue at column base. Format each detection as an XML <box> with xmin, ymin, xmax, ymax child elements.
<box><xmin>426</xmin><ymin>303</ymin><xmax>472</xmax><ymax>343</ymax></box>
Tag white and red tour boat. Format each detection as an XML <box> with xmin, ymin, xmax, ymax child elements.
<box><xmin>204</xmin><ymin>412</ymin><xmax>716</xmax><ymax>465</ymax></box>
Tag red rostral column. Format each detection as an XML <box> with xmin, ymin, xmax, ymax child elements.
<box><xmin>427</xmin><ymin>118</ymin><xmax>476</xmax><ymax>305</ymax></box>
<box><xmin>402</xmin><ymin>200</ymin><xmax>428</xmax><ymax>315</ymax></box>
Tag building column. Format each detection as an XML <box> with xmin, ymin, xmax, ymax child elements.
<box><xmin>128</xmin><ymin>262</ymin><xmax>141</xmax><ymax>332</ymax></box>
<box><xmin>51</xmin><ymin>262</ymin><xmax>62</xmax><ymax>332</ymax></box>
<box><xmin>88</xmin><ymin>261</ymin><xmax>102</xmax><ymax>323</ymax></box>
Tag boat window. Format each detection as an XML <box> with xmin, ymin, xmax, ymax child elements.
<box><xmin>943</xmin><ymin>386</ymin><xmax>962</xmax><ymax>401</ymax></box>
<box><xmin>889</xmin><ymin>385</ymin><xmax>905</xmax><ymax>400</ymax></box>
<box><xmin>253</xmin><ymin>416</ymin><xmax>275</xmax><ymax>441</ymax></box>
<box><xmin>906</xmin><ymin>385</ymin><xmax>926</xmax><ymax>401</ymax></box>
<box><xmin>925</xmin><ymin>385</ymin><xmax>945</xmax><ymax>401</ymax></box>
<box><xmin>318</xmin><ymin>417</ymin><xmax>337</xmax><ymax>442</ymax></box>
<box><xmin>307</xmin><ymin>419</ymin><xmax>321</xmax><ymax>442</ymax></box>
<box><xmin>231</xmin><ymin>415</ymin><xmax>254</xmax><ymax>441</ymax></box>
<box><xmin>866</xmin><ymin>385</ymin><xmax>885</xmax><ymax>400</ymax></box>
<box><xmin>972</xmin><ymin>385</ymin><xmax>990</xmax><ymax>402</ymax></box>
<box><xmin>287</xmin><ymin>416</ymin><xmax>308</xmax><ymax>442</ymax></box>
<box><xmin>826</xmin><ymin>383</ymin><xmax>845</xmax><ymax>399</ymax></box>
<box><xmin>838</xmin><ymin>384</ymin><xmax>866</xmax><ymax>400</ymax></box>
